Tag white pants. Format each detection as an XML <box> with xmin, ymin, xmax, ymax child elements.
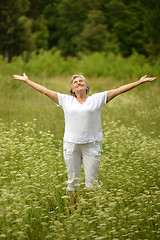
<box><xmin>63</xmin><ymin>141</ymin><xmax>101</xmax><ymax>191</ymax></box>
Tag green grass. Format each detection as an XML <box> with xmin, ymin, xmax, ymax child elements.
<box><xmin>0</xmin><ymin>120</ymin><xmax>159</xmax><ymax>239</ymax></box>
<box><xmin>1</xmin><ymin>75</ymin><xmax>159</xmax><ymax>138</ymax></box>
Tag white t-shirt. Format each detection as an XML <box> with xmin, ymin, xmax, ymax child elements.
<box><xmin>57</xmin><ymin>91</ymin><xmax>108</xmax><ymax>143</ymax></box>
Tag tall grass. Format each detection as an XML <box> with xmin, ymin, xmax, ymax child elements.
<box><xmin>0</xmin><ymin>120</ymin><xmax>159</xmax><ymax>239</ymax></box>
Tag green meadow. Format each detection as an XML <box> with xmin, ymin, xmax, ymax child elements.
<box><xmin>0</xmin><ymin>52</ymin><xmax>160</xmax><ymax>239</ymax></box>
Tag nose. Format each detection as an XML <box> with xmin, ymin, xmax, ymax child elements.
<box><xmin>76</xmin><ymin>81</ymin><xmax>81</xmax><ymax>86</ymax></box>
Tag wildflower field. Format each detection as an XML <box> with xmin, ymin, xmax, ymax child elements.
<box><xmin>0</xmin><ymin>73</ymin><xmax>160</xmax><ymax>239</ymax></box>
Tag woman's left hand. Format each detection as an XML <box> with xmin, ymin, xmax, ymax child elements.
<box><xmin>139</xmin><ymin>75</ymin><xmax>157</xmax><ymax>83</ymax></box>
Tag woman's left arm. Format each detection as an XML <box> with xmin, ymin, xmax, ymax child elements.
<box><xmin>107</xmin><ymin>75</ymin><xmax>157</xmax><ymax>103</ymax></box>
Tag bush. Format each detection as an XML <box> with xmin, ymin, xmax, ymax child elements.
<box><xmin>0</xmin><ymin>50</ymin><xmax>159</xmax><ymax>79</ymax></box>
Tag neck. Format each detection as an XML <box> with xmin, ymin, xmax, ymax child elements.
<box><xmin>75</xmin><ymin>91</ymin><xmax>87</xmax><ymax>100</ymax></box>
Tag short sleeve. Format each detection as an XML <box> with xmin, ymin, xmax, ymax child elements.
<box><xmin>56</xmin><ymin>92</ymin><xmax>63</xmax><ymax>109</ymax></box>
<box><xmin>56</xmin><ymin>93</ymin><xmax>73</xmax><ymax>110</ymax></box>
<box><xmin>92</xmin><ymin>91</ymin><xmax>108</xmax><ymax>110</ymax></box>
<box><xmin>103</xmin><ymin>91</ymin><xmax>108</xmax><ymax>105</ymax></box>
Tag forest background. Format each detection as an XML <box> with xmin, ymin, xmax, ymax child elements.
<box><xmin>0</xmin><ymin>0</ymin><xmax>160</xmax><ymax>61</ymax></box>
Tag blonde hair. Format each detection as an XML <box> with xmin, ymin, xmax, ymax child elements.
<box><xmin>69</xmin><ymin>74</ymin><xmax>90</xmax><ymax>97</ymax></box>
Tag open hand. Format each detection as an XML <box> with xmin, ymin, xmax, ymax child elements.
<box><xmin>139</xmin><ymin>75</ymin><xmax>157</xmax><ymax>83</ymax></box>
<box><xmin>13</xmin><ymin>73</ymin><xmax>29</xmax><ymax>82</ymax></box>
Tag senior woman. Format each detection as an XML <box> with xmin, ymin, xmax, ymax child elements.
<box><xmin>13</xmin><ymin>73</ymin><xmax>157</xmax><ymax>208</ymax></box>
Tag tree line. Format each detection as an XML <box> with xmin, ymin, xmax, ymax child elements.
<box><xmin>0</xmin><ymin>0</ymin><xmax>160</xmax><ymax>62</ymax></box>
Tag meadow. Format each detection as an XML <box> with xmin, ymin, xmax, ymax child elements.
<box><xmin>0</xmin><ymin>52</ymin><xmax>160</xmax><ymax>239</ymax></box>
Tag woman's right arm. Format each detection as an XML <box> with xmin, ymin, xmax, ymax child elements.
<box><xmin>13</xmin><ymin>73</ymin><xmax>59</xmax><ymax>104</ymax></box>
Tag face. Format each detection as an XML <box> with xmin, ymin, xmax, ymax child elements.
<box><xmin>72</xmin><ymin>77</ymin><xmax>87</xmax><ymax>95</ymax></box>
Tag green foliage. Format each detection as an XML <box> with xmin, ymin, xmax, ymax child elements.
<box><xmin>43</xmin><ymin>0</ymin><xmax>60</xmax><ymax>49</ymax></box>
<box><xmin>1</xmin><ymin>50</ymin><xmax>159</xmax><ymax>80</ymax></box>
<box><xmin>53</xmin><ymin>0</ymin><xmax>92</xmax><ymax>55</ymax></box>
<box><xmin>75</xmin><ymin>10</ymin><xmax>108</xmax><ymax>53</ymax></box>
<box><xmin>144</xmin><ymin>6</ymin><xmax>160</xmax><ymax>56</ymax></box>
<box><xmin>103</xmin><ymin>0</ymin><xmax>126</xmax><ymax>30</ymax></box>
<box><xmin>0</xmin><ymin>0</ymin><xmax>160</xmax><ymax>59</ymax></box>
<box><xmin>45</xmin><ymin>0</ymin><xmax>160</xmax><ymax>57</ymax></box>
<box><xmin>0</xmin><ymin>0</ymin><xmax>31</xmax><ymax>61</ymax></box>
<box><xmin>18</xmin><ymin>16</ymin><xmax>35</xmax><ymax>52</ymax></box>
<box><xmin>34</xmin><ymin>15</ymin><xmax>49</xmax><ymax>50</ymax></box>
<box><xmin>113</xmin><ymin>3</ymin><xmax>147</xmax><ymax>56</ymax></box>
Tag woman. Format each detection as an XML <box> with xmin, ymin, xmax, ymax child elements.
<box><xmin>13</xmin><ymin>73</ymin><xmax>157</xmax><ymax>208</ymax></box>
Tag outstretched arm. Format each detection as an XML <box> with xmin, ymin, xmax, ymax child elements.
<box><xmin>13</xmin><ymin>73</ymin><xmax>59</xmax><ymax>104</ymax></box>
<box><xmin>107</xmin><ymin>75</ymin><xmax>157</xmax><ymax>103</ymax></box>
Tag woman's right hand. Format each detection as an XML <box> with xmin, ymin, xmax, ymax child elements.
<box><xmin>13</xmin><ymin>73</ymin><xmax>29</xmax><ymax>82</ymax></box>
